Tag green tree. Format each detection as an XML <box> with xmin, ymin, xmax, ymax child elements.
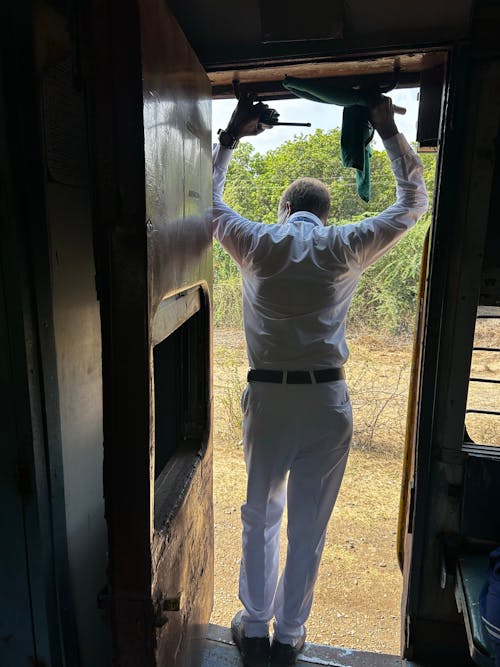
<box><xmin>214</xmin><ymin>130</ymin><xmax>436</xmax><ymax>333</ymax></box>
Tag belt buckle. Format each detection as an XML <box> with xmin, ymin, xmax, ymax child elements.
<box><xmin>288</xmin><ymin>370</ymin><xmax>310</xmax><ymax>383</ymax></box>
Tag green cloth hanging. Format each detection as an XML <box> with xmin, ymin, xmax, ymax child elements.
<box><xmin>282</xmin><ymin>76</ymin><xmax>375</xmax><ymax>202</ymax></box>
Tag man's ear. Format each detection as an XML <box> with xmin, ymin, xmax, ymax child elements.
<box><xmin>278</xmin><ymin>200</ymin><xmax>292</xmax><ymax>225</ymax></box>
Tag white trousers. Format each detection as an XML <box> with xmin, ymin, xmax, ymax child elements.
<box><xmin>239</xmin><ymin>379</ymin><xmax>353</xmax><ymax>645</ymax></box>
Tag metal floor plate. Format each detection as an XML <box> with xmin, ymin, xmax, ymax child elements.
<box><xmin>201</xmin><ymin>624</ymin><xmax>402</xmax><ymax>667</ymax></box>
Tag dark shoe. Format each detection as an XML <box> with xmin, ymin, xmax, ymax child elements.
<box><xmin>231</xmin><ymin>610</ymin><xmax>271</xmax><ymax>667</ymax></box>
<box><xmin>270</xmin><ymin>632</ymin><xmax>306</xmax><ymax>665</ymax></box>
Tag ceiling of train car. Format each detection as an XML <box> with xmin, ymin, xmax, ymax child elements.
<box><xmin>167</xmin><ymin>0</ymin><xmax>473</xmax><ymax>72</ymax></box>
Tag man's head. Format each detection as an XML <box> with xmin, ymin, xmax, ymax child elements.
<box><xmin>278</xmin><ymin>177</ymin><xmax>331</xmax><ymax>225</ymax></box>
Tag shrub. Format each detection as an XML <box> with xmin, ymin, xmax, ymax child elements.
<box><xmin>213</xmin><ymin>276</ymin><xmax>243</xmax><ymax>329</ymax></box>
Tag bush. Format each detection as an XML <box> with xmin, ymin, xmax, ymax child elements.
<box><xmin>213</xmin><ymin>276</ymin><xmax>243</xmax><ymax>329</ymax></box>
<box><xmin>213</xmin><ymin>214</ymin><xmax>429</xmax><ymax>335</ymax></box>
<box><xmin>347</xmin><ymin>214</ymin><xmax>430</xmax><ymax>335</ymax></box>
<box><xmin>213</xmin><ymin>132</ymin><xmax>436</xmax><ymax>336</ymax></box>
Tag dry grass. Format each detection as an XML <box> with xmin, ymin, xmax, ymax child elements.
<box><xmin>211</xmin><ymin>329</ymin><xmax>411</xmax><ymax>654</ymax></box>
<box><xmin>466</xmin><ymin>318</ymin><xmax>500</xmax><ymax>446</ymax></box>
<box><xmin>211</xmin><ymin>320</ymin><xmax>499</xmax><ymax>654</ymax></box>
<box><xmin>346</xmin><ymin>335</ymin><xmax>410</xmax><ymax>455</ymax></box>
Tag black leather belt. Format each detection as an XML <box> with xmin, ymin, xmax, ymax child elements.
<box><xmin>247</xmin><ymin>368</ymin><xmax>345</xmax><ymax>384</ymax></box>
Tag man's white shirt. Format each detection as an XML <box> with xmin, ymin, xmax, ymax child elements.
<box><xmin>212</xmin><ymin>134</ymin><xmax>428</xmax><ymax>370</ymax></box>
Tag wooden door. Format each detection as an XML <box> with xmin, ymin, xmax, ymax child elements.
<box><xmin>82</xmin><ymin>1</ymin><xmax>213</xmax><ymax>665</ymax></box>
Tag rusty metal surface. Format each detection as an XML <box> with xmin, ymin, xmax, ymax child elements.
<box><xmin>152</xmin><ymin>449</ymin><xmax>214</xmax><ymax>667</ymax></box>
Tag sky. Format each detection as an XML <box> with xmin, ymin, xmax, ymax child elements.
<box><xmin>212</xmin><ymin>88</ymin><xmax>419</xmax><ymax>153</ymax></box>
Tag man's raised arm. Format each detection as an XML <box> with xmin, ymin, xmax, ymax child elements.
<box><xmin>213</xmin><ymin>92</ymin><xmax>267</xmax><ymax>218</ymax></box>
<box><xmin>212</xmin><ymin>94</ymin><xmax>269</xmax><ymax>264</ymax></box>
<box><xmin>336</xmin><ymin>96</ymin><xmax>429</xmax><ymax>270</ymax></box>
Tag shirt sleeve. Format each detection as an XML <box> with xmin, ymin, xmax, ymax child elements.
<box><xmin>335</xmin><ymin>133</ymin><xmax>429</xmax><ymax>271</ymax></box>
<box><xmin>212</xmin><ymin>143</ymin><xmax>263</xmax><ymax>267</ymax></box>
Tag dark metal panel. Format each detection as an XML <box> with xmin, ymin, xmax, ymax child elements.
<box><xmin>140</xmin><ymin>1</ymin><xmax>214</xmax><ymax>664</ymax></box>
<box><xmin>141</xmin><ymin>0</ymin><xmax>212</xmax><ymax>311</ymax></box>
<box><xmin>80</xmin><ymin>0</ymin><xmax>154</xmax><ymax>662</ymax></box>
<box><xmin>0</xmin><ymin>8</ymin><xmax>55</xmax><ymax>662</ymax></box>
<box><xmin>81</xmin><ymin>0</ymin><xmax>213</xmax><ymax>664</ymax></box>
<box><xmin>260</xmin><ymin>0</ymin><xmax>343</xmax><ymax>43</ymax></box>
<box><xmin>461</xmin><ymin>456</ymin><xmax>500</xmax><ymax>542</ymax></box>
<box><xmin>46</xmin><ymin>182</ymin><xmax>110</xmax><ymax>666</ymax></box>
<box><xmin>0</xmin><ymin>240</ymin><xmax>35</xmax><ymax>666</ymax></box>
<box><xmin>0</xmin><ymin>3</ymin><xmax>82</xmax><ymax>664</ymax></box>
<box><xmin>31</xmin><ymin>4</ymin><xmax>112</xmax><ymax>660</ymax></box>
<box><xmin>402</xmin><ymin>619</ymin><xmax>473</xmax><ymax>665</ymax></box>
<box><xmin>417</xmin><ymin>65</ymin><xmax>446</xmax><ymax>150</ymax></box>
<box><xmin>402</xmin><ymin>41</ymin><xmax>500</xmax><ymax>661</ymax></box>
<box><xmin>344</xmin><ymin>0</ymin><xmax>471</xmax><ymax>37</ymax></box>
<box><xmin>167</xmin><ymin>0</ymin><xmax>473</xmax><ymax>70</ymax></box>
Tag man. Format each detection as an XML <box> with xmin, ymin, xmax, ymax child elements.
<box><xmin>212</xmin><ymin>94</ymin><xmax>428</xmax><ymax>667</ymax></box>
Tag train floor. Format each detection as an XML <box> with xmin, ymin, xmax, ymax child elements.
<box><xmin>200</xmin><ymin>623</ymin><xmax>402</xmax><ymax>666</ymax></box>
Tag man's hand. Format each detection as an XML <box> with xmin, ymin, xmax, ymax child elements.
<box><xmin>225</xmin><ymin>93</ymin><xmax>269</xmax><ymax>140</ymax></box>
<box><xmin>368</xmin><ymin>95</ymin><xmax>398</xmax><ymax>141</ymax></box>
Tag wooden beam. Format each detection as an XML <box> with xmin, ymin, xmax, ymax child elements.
<box><xmin>209</xmin><ymin>50</ymin><xmax>447</xmax><ymax>89</ymax></box>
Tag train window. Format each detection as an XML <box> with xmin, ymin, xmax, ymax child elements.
<box><xmin>464</xmin><ymin>305</ymin><xmax>500</xmax><ymax>450</ymax></box>
<box><xmin>153</xmin><ymin>287</ymin><xmax>210</xmax><ymax>530</ymax></box>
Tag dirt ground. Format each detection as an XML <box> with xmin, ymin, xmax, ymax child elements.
<box><xmin>210</xmin><ymin>322</ymin><xmax>499</xmax><ymax>653</ymax></box>
<box><xmin>210</xmin><ymin>329</ymin><xmax>413</xmax><ymax>655</ymax></box>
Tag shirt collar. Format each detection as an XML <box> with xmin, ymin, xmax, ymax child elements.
<box><xmin>287</xmin><ymin>211</ymin><xmax>324</xmax><ymax>227</ymax></box>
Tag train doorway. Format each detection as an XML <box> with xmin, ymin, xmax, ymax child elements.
<box><xmin>2</xmin><ymin>2</ymin><xmax>500</xmax><ymax>667</ymax></box>
<box><xmin>209</xmin><ymin>90</ymin><xmax>436</xmax><ymax>656</ymax></box>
